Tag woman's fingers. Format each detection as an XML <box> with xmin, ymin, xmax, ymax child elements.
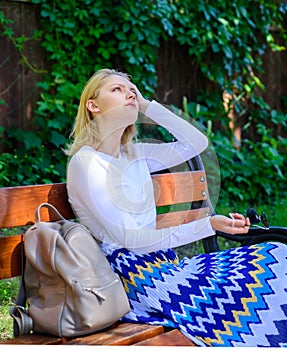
<box><xmin>131</xmin><ymin>84</ymin><xmax>150</xmax><ymax>113</ymax></box>
<box><xmin>229</xmin><ymin>212</ymin><xmax>250</xmax><ymax>233</ymax></box>
<box><xmin>210</xmin><ymin>214</ymin><xmax>250</xmax><ymax>235</ymax></box>
<box><xmin>227</xmin><ymin>218</ymin><xmax>250</xmax><ymax>234</ymax></box>
<box><xmin>230</xmin><ymin>212</ymin><xmax>245</xmax><ymax>220</ymax></box>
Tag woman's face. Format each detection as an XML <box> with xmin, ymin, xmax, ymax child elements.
<box><xmin>93</xmin><ymin>75</ymin><xmax>139</xmax><ymax>119</ymax></box>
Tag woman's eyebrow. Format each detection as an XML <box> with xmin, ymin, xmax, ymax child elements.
<box><xmin>108</xmin><ymin>83</ymin><xmax>123</xmax><ymax>88</ymax></box>
<box><xmin>109</xmin><ymin>83</ymin><xmax>136</xmax><ymax>92</ymax></box>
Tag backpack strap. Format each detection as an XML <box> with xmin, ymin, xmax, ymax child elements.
<box><xmin>9</xmin><ymin>242</ymin><xmax>33</xmax><ymax>336</ymax></box>
<box><xmin>36</xmin><ymin>203</ymin><xmax>66</xmax><ymax>223</ymax></box>
<box><xmin>10</xmin><ymin>304</ymin><xmax>33</xmax><ymax>337</ymax></box>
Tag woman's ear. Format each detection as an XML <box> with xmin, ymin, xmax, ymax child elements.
<box><xmin>86</xmin><ymin>100</ymin><xmax>100</xmax><ymax>113</ymax></box>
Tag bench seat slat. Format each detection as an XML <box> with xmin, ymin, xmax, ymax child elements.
<box><xmin>1</xmin><ymin>324</ymin><xmax>194</xmax><ymax>346</ymax></box>
<box><xmin>133</xmin><ymin>328</ymin><xmax>197</xmax><ymax>346</ymax></box>
<box><xmin>64</xmin><ymin>322</ymin><xmax>165</xmax><ymax>345</ymax></box>
<box><xmin>0</xmin><ymin>333</ymin><xmax>65</xmax><ymax>345</ymax></box>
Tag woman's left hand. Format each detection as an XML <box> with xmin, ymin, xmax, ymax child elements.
<box><xmin>210</xmin><ymin>213</ymin><xmax>250</xmax><ymax>235</ymax></box>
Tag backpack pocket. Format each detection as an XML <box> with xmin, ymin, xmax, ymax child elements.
<box><xmin>63</xmin><ymin>276</ymin><xmax>130</xmax><ymax>336</ymax></box>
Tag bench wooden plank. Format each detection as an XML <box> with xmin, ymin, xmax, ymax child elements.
<box><xmin>153</xmin><ymin>170</ymin><xmax>207</xmax><ymax>206</ymax></box>
<box><xmin>133</xmin><ymin>328</ymin><xmax>196</xmax><ymax>346</ymax></box>
<box><xmin>0</xmin><ymin>210</ymin><xmax>211</xmax><ymax>280</ymax></box>
<box><xmin>64</xmin><ymin>322</ymin><xmax>165</xmax><ymax>345</ymax></box>
<box><xmin>0</xmin><ymin>234</ymin><xmax>23</xmax><ymax>279</ymax></box>
<box><xmin>0</xmin><ymin>183</ymin><xmax>74</xmax><ymax>228</ymax></box>
<box><xmin>0</xmin><ymin>207</ymin><xmax>210</xmax><ymax>279</ymax></box>
<box><xmin>0</xmin><ymin>333</ymin><xmax>65</xmax><ymax>345</ymax></box>
<box><xmin>156</xmin><ymin>208</ymin><xmax>210</xmax><ymax>228</ymax></box>
<box><xmin>0</xmin><ymin>171</ymin><xmax>207</xmax><ymax>229</ymax></box>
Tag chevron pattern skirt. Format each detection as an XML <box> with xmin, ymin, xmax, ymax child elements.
<box><xmin>106</xmin><ymin>242</ymin><xmax>287</xmax><ymax>347</ymax></box>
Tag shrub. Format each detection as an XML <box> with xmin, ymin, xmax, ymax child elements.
<box><xmin>0</xmin><ymin>0</ymin><xmax>286</xmax><ymax>208</ymax></box>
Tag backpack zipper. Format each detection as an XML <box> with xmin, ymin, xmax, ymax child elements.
<box><xmin>83</xmin><ymin>278</ymin><xmax>120</xmax><ymax>301</ymax></box>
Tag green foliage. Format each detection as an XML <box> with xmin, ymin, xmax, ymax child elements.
<box><xmin>210</xmin><ymin>129</ymin><xmax>287</xmax><ymax>206</ymax></box>
<box><xmin>0</xmin><ymin>278</ymin><xmax>19</xmax><ymax>341</ymax></box>
<box><xmin>0</xmin><ymin>0</ymin><xmax>287</xmax><ymax>210</ymax></box>
<box><xmin>187</xmin><ymin>97</ymin><xmax>287</xmax><ymax>206</ymax></box>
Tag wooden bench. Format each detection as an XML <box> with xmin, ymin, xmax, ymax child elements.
<box><xmin>0</xmin><ymin>160</ymin><xmax>215</xmax><ymax>346</ymax></box>
<box><xmin>2</xmin><ymin>155</ymin><xmax>286</xmax><ymax>345</ymax></box>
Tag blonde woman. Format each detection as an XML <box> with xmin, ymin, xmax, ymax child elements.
<box><xmin>66</xmin><ymin>69</ymin><xmax>287</xmax><ymax>346</ymax></box>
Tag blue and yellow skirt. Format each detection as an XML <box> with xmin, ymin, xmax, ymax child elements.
<box><xmin>106</xmin><ymin>242</ymin><xmax>287</xmax><ymax>347</ymax></box>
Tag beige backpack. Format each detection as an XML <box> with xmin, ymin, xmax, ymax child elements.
<box><xmin>10</xmin><ymin>203</ymin><xmax>130</xmax><ymax>337</ymax></box>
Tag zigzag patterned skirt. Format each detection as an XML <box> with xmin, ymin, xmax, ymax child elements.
<box><xmin>106</xmin><ymin>242</ymin><xmax>287</xmax><ymax>347</ymax></box>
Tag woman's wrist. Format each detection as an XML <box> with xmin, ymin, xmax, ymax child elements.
<box><xmin>139</xmin><ymin>100</ymin><xmax>150</xmax><ymax>114</ymax></box>
<box><xmin>209</xmin><ymin>215</ymin><xmax>216</xmax><ymax>231</ymax></box>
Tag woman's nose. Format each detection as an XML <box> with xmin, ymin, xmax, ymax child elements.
<box><xmin>127</xmin><ymin>90</ymin><xmax>136</xmax><ymax>99</ymax></box>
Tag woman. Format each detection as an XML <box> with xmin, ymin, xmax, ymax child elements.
<box><xmin>66</xmin><ymin>69</ymin><xmax>287</xmax><ymax>346</ymax></box>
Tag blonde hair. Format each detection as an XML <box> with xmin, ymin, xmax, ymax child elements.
<box><xmin>65</xmin><ymin>68</ymin><xmax>137</xmax><ymax>156</ymax></box>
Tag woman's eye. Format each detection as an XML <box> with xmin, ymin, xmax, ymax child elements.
<box><xmin>112</xmin><ymin>86</ymin><xmax>121</xmax><ymax>92</ymax></box>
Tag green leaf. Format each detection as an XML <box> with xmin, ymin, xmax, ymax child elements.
<box><xmin>50</xmin><ymin>131</ymin><xmax>67</xmax><ymax>147</ymax></box>
<box><xmin>23</xmin><ymin>132</ymin><xmax>42</xmax><ymax>149</ymax></box>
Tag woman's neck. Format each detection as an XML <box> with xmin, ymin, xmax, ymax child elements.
<box><xmin>96</xmin><ymin>128</ymin><xmax>124</xmax><ymax>158</ymax></box>
<box><xmin>96</xmin><ymin>143</ymin><xmax>120</xmax><ymax>158</ymax></box>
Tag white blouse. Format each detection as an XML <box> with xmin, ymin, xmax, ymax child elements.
<box><xmin>67</xmin><ymin>100</ymin><xmax>215</xmax><ymax>254</ymax></box>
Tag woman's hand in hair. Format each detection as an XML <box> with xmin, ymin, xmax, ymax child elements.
<box><xmin>132</xmin><ymin>84</ymin><xmax>150</xmax><ymax>113</ymax></box>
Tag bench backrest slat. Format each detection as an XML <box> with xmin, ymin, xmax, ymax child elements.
<box><xmin>0</xmin><ymin>171</ymin><xmax>208</xmax><ymax>229</ymax></box>
<box><xmin>0</xmin><ymin>169</ymin><xmax>211</xmax><ymax>280</ymax></box>
<box><xmin>0</xmin><ymin>183</ymin><xmax>74</xmax><ymax>228</ymax></box>
<box><xmin>152</xmin><ymin>171</ymin><xmax>207</xmax><ymax>207</ymax></box>
<box><xmin>156</xmin><ymin>208</ymin><xmax>210</xmax><ymax>229</ymax></box>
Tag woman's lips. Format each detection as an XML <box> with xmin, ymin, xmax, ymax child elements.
<box><xmin>125</xmin><ymin>102</ymin><xmax>137</xmax><ymax>108</ymax></box>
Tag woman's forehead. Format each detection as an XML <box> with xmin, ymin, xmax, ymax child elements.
<box><xmin>104</xmin><ymin>74</ymin><xmax>132</xmax><ymax>87</ymax></box>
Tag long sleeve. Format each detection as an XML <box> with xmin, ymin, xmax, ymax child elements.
<box><xmin>67</xmin><ymin>146</ymin><xmax>215</xmax><ymax>255</ymax></box>
<box><xmin>135</xmin><ymin>100</ymin><xmax>209</xmax><ymax>173</ymax></box>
